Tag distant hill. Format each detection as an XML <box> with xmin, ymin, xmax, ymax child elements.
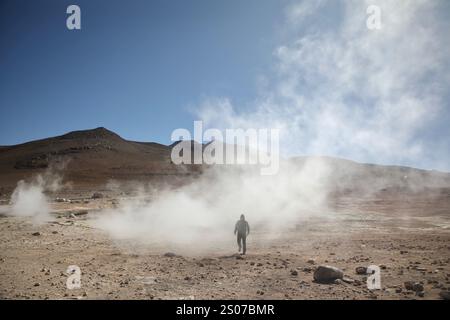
<box><xmin>290</xmin><ymin>156</ymin><xmax>450</xmax><ymax>194</ymax></box>
<box><xmin>0</xmin><ymin>127</ymin><xmax>202</xmax><ymax>191</ymax></box>
<box><xmin>0</xmin><ymin>127</ymin><xmax>449</xmax><ymax>195</ymax></box>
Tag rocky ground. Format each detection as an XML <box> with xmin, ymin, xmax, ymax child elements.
<box><xmin>0</xmin><ymin>191</ymin><xmax>449</xmax><ymax>300</ymax></box>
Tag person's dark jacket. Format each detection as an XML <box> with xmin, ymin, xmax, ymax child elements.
<box><xmin>234</xmin><ymin>220</ymin><xmax>250</xmax><ymax>236</ymax></box>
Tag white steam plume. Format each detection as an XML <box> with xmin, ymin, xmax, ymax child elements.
<box><xmin>93</xmin><ymin>159</ymin><xmax>332</xmax><ymax>252</ymax></box>
<box><xmin>197</xmin><ymin>0</ymin><xmax>450</xmax><ymax>171</ymax></box>
<box><xmin>10</xmin><ymin>179</ymin><xmax>51</xmax><ymax>223</ymax></box>
<box><xmin>6</xmin><ymin>166</ymin><xmax>65</xmax><ymax>224</ymax></box>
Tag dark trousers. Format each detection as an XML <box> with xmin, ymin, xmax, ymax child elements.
<box><xmin>237</xmin><ymin>233</ymin><xmax>247</xmax><ymax>254</ymax></box>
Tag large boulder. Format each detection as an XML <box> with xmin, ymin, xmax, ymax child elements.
<box><xmin>313</xmin><ymin>265</ymin><xmax>344</xmax><ymax>283</ymax></box>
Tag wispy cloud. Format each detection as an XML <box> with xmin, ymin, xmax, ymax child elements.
<box><xmin>196</xmin><ymin>0</ymin><xmax>450</xmax><ymax>171</ymax></box>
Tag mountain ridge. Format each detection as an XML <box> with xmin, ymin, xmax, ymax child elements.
<box><xmin>0</xmin><ymin>127</ymin><xmax>449</xmax><ymax>194</ymax></box>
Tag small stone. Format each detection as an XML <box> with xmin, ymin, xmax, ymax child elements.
<box><xmin>290</xmin><ymin>270</ymin><xmax>298</xmax><ymax>276</ymax></box>
<box><xmin>32</xmin><ymin>232</ymin><xmax>41</xmax><ymax>236</ymax></box>
<box><xmin>342</xmin><ymin>277</ymin><xmax>355</xmax><ymax>284</ymax></box>
<box><xmin>356</xmin><ymin>266</ymin><xmax>367</xmax><ymax>275</ymax></box>
<box><xmin>163</xmin><ymin>252</ymin><xmax>178</xmax><ymax>258</ymax></box>
<box><xmin>404</xmin><ymin>281</ymin><xmax>414</xmax><ymax>290</ymax></box>
<box><xmin>404</xmin><ymin>281</ymin><xmax>424</xmax><ymax>292</ymax></box>
<box><xmin>412</xmin><ymin>283</ymin><xmax>424</xmax><ymax>292</ymax></box>
<box><xmin>91</xmin><ymin>192</ymin><xmax>104</xmax><ymax>199</ymax></box>
<box><xmin>353</xmin><ymin>280</ymin><xmax>362</xmax><ymax>286</ymax></box>
<box><xmin>416</xmin><ymin>267</ymin><xmax>427</xmax><ymax>272</ymax></box>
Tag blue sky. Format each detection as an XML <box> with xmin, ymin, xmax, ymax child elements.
<box><xmin>1</xmin><ymin>0</ymin><xmax>449</xmax><ymax>171</ymax></box>
<box><xmin>0</xmin><ymin>0</ymin><xmax>286</xmax><ymax>145</ymax></box>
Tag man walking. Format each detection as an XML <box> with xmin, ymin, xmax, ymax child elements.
<box><xmin>234</xmin><ymin>214</ymin><xmax>250</xmax><ymax>255</ymax></box>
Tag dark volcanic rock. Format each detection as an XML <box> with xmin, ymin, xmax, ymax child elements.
<box><xmin>163</xmin><ymin>252</ymin><xmax>178</xmax><ymax>258</ymax></box>
<box><xmin>404</xmin><ymin>281</ymin><xmax>424</xmax><ymax>292</ymax></box>
<box><xmin>313</xmin><ymin>265</ymin><xmax>344</xmax><ymax>283</ymax></box>
<box><xmin>356</xmin><ymin>266</ymin><xmax>367</xmax><ymax>275</ymax></box>
<box><xmin>91</xmin><ymin>192</ymin><xmax>104</xmax><ymax>199</ymax></box>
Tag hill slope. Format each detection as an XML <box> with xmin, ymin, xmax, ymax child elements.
<box><xmin>0</xmin><ymin>127</ymin><xmax>449</xmax><ymax>195</ymax></box>
<box><xmin>0</xmin><ymin>127</ymin><xmax>201</xmax><ymax>190</ymax></box>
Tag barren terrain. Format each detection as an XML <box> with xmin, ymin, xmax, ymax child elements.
<box><xmin>1</xmin><ymin>189</ymin><xmax>449</xmax><ymax>300</ymax></box>
<box><xmin>0</xmin><ymin>128</ymin><xmax>449</xmax><ymax>300</ymax></box>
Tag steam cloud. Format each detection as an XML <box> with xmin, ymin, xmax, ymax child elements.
<box><xmin>93</xmin><ymin>159</ymin><xmax>332</xmax><ymax>252</ymax></box>
<box><xmin>6</xmin><ymin>167</ymin><xmax>65</xmax><ymax>224</ymax></box>
<box><xmin>94</xmin><ymin>1</ymin><xmax>450</xmax><ymax>252</ymax></box>
<box><xmin>9</xmin><ymin>179</ymin><xmax>51</xmax><ymax>223</ymax></box>
<box><xmin>197</xmin><ymin>0</ymin><xmax>450</xmax><ymax>171</ymax></box>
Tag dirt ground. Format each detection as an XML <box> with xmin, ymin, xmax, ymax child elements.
<box><xmin>0</xmin><ymin>190</ymin><xmax>449</xmax><ymax>300</ymax></box>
